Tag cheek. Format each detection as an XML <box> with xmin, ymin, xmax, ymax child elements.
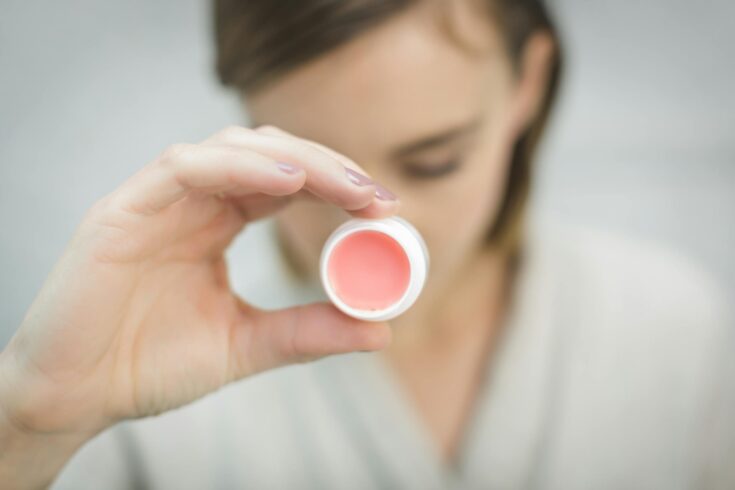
<box><xmin>439</xmin><ymin>162</ymin><xmax>506</xmax><ymax>251</ymax></box>
<box><xmin>401</xmin><ymin>140</ymin><xmax>511</xmax><ymax>277</ymax></box>
<box><xmin>456</xmin><ymin>162</ymin><xmax>507</xmax><ymax>233</ymax></box>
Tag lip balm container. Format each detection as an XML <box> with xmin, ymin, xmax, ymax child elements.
<box><xmin>320</xmin><ymin>217</ymin><xmax>429</xmax><ymax>322</ymax></box>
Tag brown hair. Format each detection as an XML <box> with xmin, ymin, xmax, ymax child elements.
<box><xmin>213</xmin><ymin>0</ymin><xmax>562</xmax><ymax>252</ymax></box>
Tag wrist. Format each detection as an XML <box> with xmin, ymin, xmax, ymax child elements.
<box><xmin>0</xmin><ymin>339</ymin><xmax>109</xmax><ymax>436</ymax></box>
<box><xmin>0</xmin><ymin>408</ymin><xmax>92</xmax><ymax>490</ymax></box>
<box><xmin>0</xmin><ymin>352</ymin><xmax>95</xmax><ymax>490</ymax></box>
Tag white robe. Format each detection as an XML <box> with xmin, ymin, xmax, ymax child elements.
<box><xmin>53</xmin><ymin>220</ymin><xmax>735</xmax><ymax>490</ymax></box>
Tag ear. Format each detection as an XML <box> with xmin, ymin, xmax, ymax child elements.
<box><xmin>508</xmin><ymin>31</ymin><xmax>556</xmax><ymax>137</ymax></box>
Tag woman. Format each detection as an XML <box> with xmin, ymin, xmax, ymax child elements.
<box><xmin>1</xmin><ymin>0</ymin><xmax>732</xmax><ymax>488</ymax></box>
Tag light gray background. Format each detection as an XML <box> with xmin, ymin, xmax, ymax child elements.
<box><xmin>1</xmin><ymin>0</ymin><xmax>734</xmax><ymax>346</ymax></box>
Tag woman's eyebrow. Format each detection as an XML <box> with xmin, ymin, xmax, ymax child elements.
<box><xmin>391</xmin><ymin>118</ymin><xmax>482</xmax><ymax>158</ymax></box>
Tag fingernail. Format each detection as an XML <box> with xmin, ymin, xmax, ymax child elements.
<box><xmin>374</xmin><ymin>183</ymin><xmax>397</xmax><ymax>201</ymax></box>
<box><xmin>345</xmin><ymin>167</ymin><xmax>373</xmax><ymax>186</ymax></box>
<box><xmin>277</xmin><ymin>162</ymin><xmax>301</xmax><ymax>174</ymax></box>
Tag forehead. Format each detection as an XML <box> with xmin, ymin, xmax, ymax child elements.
<box><xmin>247</xmin><ymin>1</ymin><xmax>511</xmax><ymax>154</ymax></box>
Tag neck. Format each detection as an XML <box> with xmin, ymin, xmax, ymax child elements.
<box><xmin>388</xmin><ymin>244</ymin><xmax>513</xmax><ymax>352</ymax></box>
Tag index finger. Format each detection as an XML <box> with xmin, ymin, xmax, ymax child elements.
<box><xmin>253</xmin><ymin>125</ymin><xmax>400</xmax><ymax>219</ymax></box>
<box><xmin>204</xmin><ymin>126</ymin><xmax>400</xmax><ymax>219</ymax></box>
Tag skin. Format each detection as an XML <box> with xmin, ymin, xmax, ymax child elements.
<box><xmin>249</xmin><ymin>1</ymin><xmax>554</xmax><ymax>459</ymax></box>
<box><xmin>0</xmin><ymin>1</ymin><xmax>554</xmax><ymax>488</ymax></box>
<box><xmin>0</xmin><ymin>126</ymin><xmax>399</xmax><ymax>489</ymax></box>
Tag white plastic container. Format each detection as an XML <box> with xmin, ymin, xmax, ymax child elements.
<box><xmin>319</xmin><ymin>217</ymin><xmax>429</xmax><ymax>322</ymax></box>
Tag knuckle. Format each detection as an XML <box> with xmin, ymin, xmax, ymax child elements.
<box><xmin>218</xmin><ymin>125</ymin><xmax>249</xmax><ymax>140</ymax></box>
<box><xmin>159</xmin><ymin>143</ymin><xmax>199</xmax><ymax>189</ymax></box>
<box><xmin>287</xmin><ymin>139</ymin><xmax>334</xmax><ymax>167</ymax></box>
<box><xmin>86</xmin><ymin>195</ymin><xmax>111</xmax><ymax>218</ymax></box>
<box><xmin>285</xmin><ymin>308</ymin><xmax>310</xmax><ymax>363</ymax></box>
<box><xmin>158</xmin><ymin>143</ymin><xmax>192</xmax><ymax>167</ymax></box>
<box><xmin>335</xmin><ymin>188</ymin><xmax>372</xmax><ymax>210</ymax></box>
<box><xmin>83</xmin><ymin>194</ymin><xmax>120</xmax><ymax>226</ymax></box>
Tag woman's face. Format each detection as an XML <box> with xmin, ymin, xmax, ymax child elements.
<box><xmin>246</xmin><ymin>2</ymin><xmax>531</xmax><ymax>294</ymax></box>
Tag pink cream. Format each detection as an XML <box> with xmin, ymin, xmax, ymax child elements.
<box><xmin>326</xmin><ymin>230</ymin><xmax>411</xmax><ymax>311</ymax></box>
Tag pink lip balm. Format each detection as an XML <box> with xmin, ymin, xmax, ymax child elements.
<box><xmin>320</xmin><ymin>217</ymin><xmax>429</xmax><ymax>321</ymax></box>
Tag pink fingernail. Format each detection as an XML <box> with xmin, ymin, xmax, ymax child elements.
<box><xmin>277</xmin><ymin>162</ymin><xmax>301</xmax><ymax>174</ymax></box>
<box><xmin>374</xmin><ymin>184</ymin><xmax>397</xmax><ymax>201</ymax></box>
<box><xmin>345</xmin><ymin>167</ymin><xmax>374</xmax><ymax>186</ymax></box>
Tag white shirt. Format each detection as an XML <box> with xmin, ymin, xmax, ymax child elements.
<box><xmin>53</xmin><ymin>220</ymin><xmax>735</xmax><ymax>490</ymax></box>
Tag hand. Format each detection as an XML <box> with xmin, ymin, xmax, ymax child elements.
<box><xmin>0</xmin><ymin>125</ymin><xmax>397</xmax><ymax>440</ymax></box>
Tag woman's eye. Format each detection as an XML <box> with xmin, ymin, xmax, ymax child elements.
<box><xmin>401</xmin><ymin>159</ymin><xmax>462</xmax><ymax>179</ymax></box>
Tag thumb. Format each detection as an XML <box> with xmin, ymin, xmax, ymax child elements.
<box><xmin>229</xmin><ymin>302</ymin><xmax>392</xmax><ymax>378</ymax></box>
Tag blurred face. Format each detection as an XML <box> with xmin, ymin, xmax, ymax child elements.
<box><xmin>246</xmin><ymin>1</ymin><xmax>530</xmax><ymax>298</ymax></box>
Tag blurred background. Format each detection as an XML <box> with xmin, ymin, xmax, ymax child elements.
<box><xmin>1</xmin><ymin>0</ymin><xmax>733</xmax><ymax>346</ymax></box>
